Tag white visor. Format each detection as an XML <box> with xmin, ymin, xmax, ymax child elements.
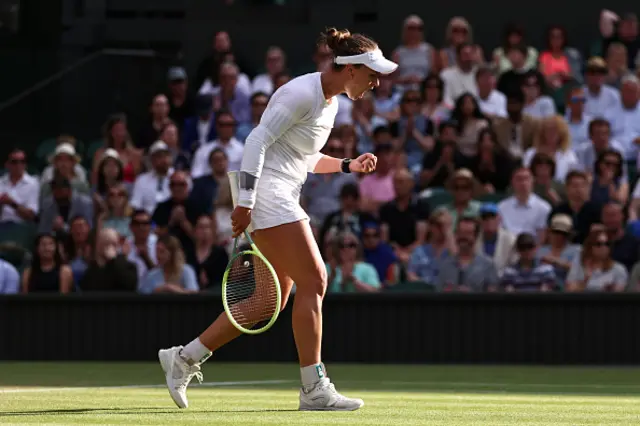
<box><xmin>334</xmin><ymin>49</ymin><xmax>398</xmax><ymax>75</ymax></box>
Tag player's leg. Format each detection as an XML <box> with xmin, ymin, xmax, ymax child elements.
<box><xmin>159</xmin><ymin>265</ymin><xmax>294</xmax><ymax>409</ymax></box>
<box><xmin>249</xmin><ymin>220</ymin><xmax>363</xmax><ymax>411</ymax></box>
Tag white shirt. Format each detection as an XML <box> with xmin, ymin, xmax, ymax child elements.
<box><xmin>237</xmin><ymin>72</ymin><xmax>339</xmax><ymax>207</ymax></box>
<box><xmin>335</xmin><ymin>95</ymin><xmax>353</xmax><ymax>126</ymax></box>
<box><xmin>522</xmin><ymin>96</ymin><xmax>557</xmax><ymax>119</ymax></box>
<box><xmin>522</xmin><ymin>148</ymin><xmax>580</xmax><ymax>182</ymax></box>
<box><xmin>477</xmin><ymin>90</ymin><xmax>507</xmax><ymax>118</ymax></box>
<box><xmin>197</xmin><ymin>119</ymin><xmax>213</xmax><ymax>147</ymax></box>
<box><xmin>198</xmin><ymin>73</ymin><xmax>252</xmax><ymax>98</ymax></box>
<box><xmin>498</xmin><ymin>194</ymin><xmax>551</xmax><ymax>238</ymax></box>
<box><xmin>129</xmin><ymin>168</ymin><xmax>174</xmax><ymax>214</ymax></box>
<box><xmin>584</xmin><ymin>85</ymin><xmax>620</xmax><ymax>119</ymax></box>
<box><xmin>252</xmin><ymin>74</ymin><xmax>274</xmax><ymax>95</ymax></box>
<box><xmin>191</xmin><ymin>138</ymin><xmax>244</xmax><ymax>178</ymax></box>
<box><xmin>0</xmin><ymin>173</ymin><xmax>40</xmax><ymax>223</ymax></box>
<box><xmin>440</xmin><ymin>66</ymin><xmax>478</xmax><ymax>105</ymax></box>
<box><xmin>126</xmin><ymin>233</ymin><xmax>158</xmax><ymax>285</ymax></box>
<box><xmin>608</xmin><ymin>102</ymin><xmax>640</xmax><ymax>160</ymax></box>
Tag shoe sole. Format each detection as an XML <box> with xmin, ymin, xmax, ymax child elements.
<box><xmin>299</xmin><ymin>402</ymin><xmax>364</xmax><ymax>411</ymax></box>
<box><xmin>158</xmin><ymin>349</ymin><xmax>188</xmax><ymax>409</ymax></box>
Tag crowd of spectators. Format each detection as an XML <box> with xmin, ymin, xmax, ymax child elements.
<box><xmin>2</xmin><ymin>10</ymin><xmax>640</xmax><ymax>295</ymax></box>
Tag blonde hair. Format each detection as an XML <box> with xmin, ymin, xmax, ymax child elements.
<box><xmin>331</xmin><ymin>230</ymin><xmax>363</xmax><ymax>263</ymax></box>
<box><xmin>534</xmin><ymin>115</ymin><xmax>571</xmax><ymax>152</ymax></box>
<box><xmin>446</xmin><ymin>17</ymin><xmax>473</xmax><ymax>44</ymax></box>
<box><xmin>158</xmin><ymin>235</ymin><xmax>185</xmax><ymax>284</ymax></box>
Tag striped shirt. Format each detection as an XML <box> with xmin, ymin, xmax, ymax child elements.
<box><xmin>501</xmin><ymin>260</ymin><xmax>556</xmax><ymax>292</ymax></box>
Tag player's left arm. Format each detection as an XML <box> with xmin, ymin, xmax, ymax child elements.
<box><xmin>310</xmin><ymin>153</ymin><xmax>377</xmax><ymax>174</ymax></box>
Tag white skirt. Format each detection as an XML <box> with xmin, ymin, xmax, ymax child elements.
<box><xmin>251</xmin><ymin>169</ymin><xmax>309</xmax><ymax>230</ymax></box>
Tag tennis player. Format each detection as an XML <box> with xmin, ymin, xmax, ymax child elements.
<box><xmin>159</xmin><ymin>27</ymin><xmax>397</xmax><ymax>411</ymax></box>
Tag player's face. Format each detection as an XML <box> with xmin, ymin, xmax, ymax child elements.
<box><xmin>345</xmin><ymin>65</ymin><xmax>379</xmax><ymax>100</ymax></box>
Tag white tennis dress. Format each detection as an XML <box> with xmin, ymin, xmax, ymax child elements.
<box><xmin>237</xmin><ymin>72</ymin><xmax>339</xmax><ymax>230</ymax></box>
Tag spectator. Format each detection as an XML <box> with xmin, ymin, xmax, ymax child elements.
<box><xmin>389</xmin><ymin>89</ymin><xmax>434</xmax><ymax>170</ymax></box>
<box><xmin>604</xmin><ymin>42</ymin><xmax>630</xmax><ymax>89</ymax></box>
<box><xmin>126</xmin><ymin>209</ymin><xmax>157</xmax><ymax>285</ymax></box>
<box><xmin>549</xmin><ymin>171</ymin><xmax>602</xmax><ymax>244</ymax></box>
<box><xmin>493</xmin><ymin>23</ymin><xmax>538</xmax><ymax>75</ymax></box>
<box><xmin>326</xmin><ymin>231</ymin><xmax>380</xmax><ymax>293</ymax></box>
<box><xmin>539</xmin><ymin>25</ymin><xmax>581</xmax><ymax>90</ymax></box>
<box><xmin>0</xmin><ymin>149</ymin><xmax>39</xmax><ymax>226</ymax></box>
<box><xmin>302</xmin><ymin>137</ymin><xmax>356</xmax><ymax>226</ymax></box>
<box><xmin>493</xmin><ymin>91</ymin><xmax>539</xmax><ymax>159</ymax></box>
<box><xmin>497</xmin><ymin>44</ymin><xmax>531</xmax><ymax>98</ymax></box>
<box><xmin>407</xmin><ymin>209</ymin><xmax>454</xmax><ymax>284</ymax></box>
<box><xmin>236</xmin><ymin>92</ymin><xmax>269</xmax><ymax>143</ymax></box>
<box><xmin>129</xmin><ymin>141</ymin><xmax>173</xmax><ymax>215</ymax></box>
<box><xmin>139</xmin><ymin>94</ymin><xmax>171</xmax><ymax>151</ymax></box>
<box><xmin>188</xmin><ymin>214</ymin><xmax>228</xmax><ymax>290</ymax></box>
<box><xmin>210</xmin><ymin>62</ymin><xmax>251</xmax><ymax>125</ymax></box>
<box><xmin>471</xmin><ymin>128</ymin><xmax>514</xmax><ymax>193</ymax></box>
<box><xmin>583</xmin><ymin>57</ymin><xmax>620</xmax><ymax>118</ymax></box>
<box><xmin>565</xmin><ymin>86</ymin><xmax>593</xmax><ymax>149</ymax></box>
<box><xmin>379</xmin><ymin>168</ymin><xmax>430</xmax><ymax>263</ymax></box>
<box><xmin>442</xmin><ymin>169</ymin><xmax>481</xmax><ymax>227</ymax></box>
<box><xmin>319</xmin><ymin>183</ymin><xmax>376</xmax><ymax>251</ymax></box>
<box><xmin>603</xmin><ymin>12</ymin><xmax>640</xmax><ymax>69</ymax></box>
<box><xmin>213</xmin><ymin>175</ymin><xmax>234</xmax><ymax>252</ymax></box>
<box><xmin>439</xmin><ymin>17</ymin><xmax>483</xmax><ymax>70</ymax></box>
<box><xmin>436</xmin><ymin>217</ymin><xmax>498</xmax><ymax>291</ymax></box>
<box><xmin>609</xmin><ymin>75</ymin><xmax>640</xmax><ymax>161</ymax></box>
<box><xmin>576</xmin><ymin>118</ymin><xmax>627</xmax><ymax>182</ymax></box>
<box><xmin>498</xmin><ymin>167</ymin><xmax>551</xmax><ymax>241</ymax></box>
<box><xmin>591</xmin><ymin>149</ymin><xmax>628</xmax><ymax>205</ymax></box>
<box><xmin>40</xmin><ymin>135</ymin><xmax>88</xmax><ymax>185</ymax></box>
<box><xmin>420</xmin><ymin>122</ymin><xmax>464</xmax><ymax>189</ymax></box>
<box><xmin>538</xmin><ymin>214</ymin><xmax>581</xmax><ymax>289</ymax></box>
<box><xmin>441</xmin><ymin>43</ymin><xmax>479</xmax><ymax>105</ymax></box>
<box><xmin>352</xmin><ymin>92</ymin><xmax>388</xmax><ymax>154</ymax></box>
<box><xmin>153</xmin><ymin>171</ymin><xmax>205</xmax><ymax>261</ymax></box>
<box><xmin>273</xmin><ymin>71</ymin><xmax>291</xmax><ymax>91</ymax></box>
<box><xmin>374</xmin><ymin>76</ymin><xmax>401</xmax><ymax>120</ymax></box>
<box><xmin>64</xmin><ymin>215</ymin><xmax>92</xmax><ymax>286</ymax></box>
<box><xmin>361</xmin><ymin>222</ymin><xmax>398</xmax><ymax>287</ymax></box>
<box><xmin>475</xmin><ymin>203</ymin><xmax>516</xmax><ymax>277</ymax></box>
<box><xmin>601</xmin><ymin>202</ymin><xmax>639</xmax><ymax>271</ymax></box>
<box><xmin>40</xmin><ymin>144</ymin><xmax>90</xmax><ymax>201</ymax></box>
<box><xmin>0</xmin><ymin>257</ymin><xmax>19</xmax><ymax>294</ymax></box>
<box><xmin>80</xmin><ymin>228</ymin><xmax>137</xmax><ymax>292</ymax></box>
<box><xmin>21</xmin><ymin>233</ymin><xmax>72</xmax><ymax>293</ymax></box>
<box><xmin>523</xmin><ymin>115</ymin><xmax>579</xmax><ymax>182</ymax></box>
<box><xmin>359</xmin><ymin>144</ymin><xmax>396</xmax><ymax>215</ymax></box>
<box><xmin>251</xmin><ymin>46</ymin><xmax>286</xmax><ymax>95</ymax></box>
<box><xmin>93</xmin><ymin>148</ymin><xmax>125</xmax><ymax>199</ymax></box>
<box><xmin>475</xmin><ymin>66</ymin><xmax>507</xmax><ymax>119</ymax></box>
<box><xmin>566</xmin><ymin>226</ymin><xmax>627</xmax><ymax>292</ymax></box>
<box><xmin>449</xmin><ymin>93</ymin><xmax>489</xmax><ymax>159</ymax></box>
<box><xmin>92</xmin><ymin>114</ymin><xmax>141</xmax><ymax>185</ymax></box>
<box><xmin>196</xmin><ymin>32</ymin><xmax>252</xmax><ymax>97</ymax></box>
<box><xmin>530</xmin><ymin>153</ymin><xmax>566</xmax><ymax>206</ymax></box>
<box><xmin>392</xmin><ymin>15</ymin><xmax>437</xmax><ymax>88</ymax></box>
<box><xmin>166</xmin><ymin>66</ymin><xmax>196</xmax><ymax>129</ymax></box>
<box><xmin>337</xmin><ymin>124</ymin><xmax>359</xmax><ymax>159</ymax></box>
<box><xmin>140</xmin><ymin>234</ymin><xmax>198</xmax><ymax>294</ymax></box>
<box><xmin>159</xmin><ymin>122</ymin><xmax>191</xmax><ymax>172</ymax></box>
<box><xmin>182</xmin><ymin>94</ymin><xmax>217</xmax><ymax>153</ymax></box>
<box><xmin>420</xmin><ymin>73</ymin><xmax>451</xmax><ymax>125</ymax></box>
<box><xmin>501</xmin><ymin>233</ymin><xmax>556</xmax><ymax>292</ymax></box>
<box><xmin>190</xmin><ymin>148</ymin><xmax>229</xmax><ymax>216</ymax></box>
<box><xmin>191</xmin><ymin>110</ymin><xmax>244</xmax><ymax>177</ymax></box>
<box><xmin>521</xmin><ymin>72</ymin><xmax>557</xmax><ymax>119</ymax></box>
<box><xmin>39</xmin><ymin>176</ymin><xmax>93</xmax><ymax>235</ymax></box>
<box><xmin>628</xmin><ymin>180</ymin><xmax>640</xmax><ymax>222</ymax></box>
<box><xmin>97</xmin><ymin>184</ymin><xmax>132</xmax><ymax>240</ymax></box>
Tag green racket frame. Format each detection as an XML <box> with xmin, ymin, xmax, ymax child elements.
<box><xmin>221</xmin><ymin>230</ymin><xmax>281</xmax><ymax>335</ymax></box>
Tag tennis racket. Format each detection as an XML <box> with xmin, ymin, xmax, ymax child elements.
<box><xmin>221</xmin><ymin>230</ymin><xmax>281</xmax><ymax>335</ymax></box>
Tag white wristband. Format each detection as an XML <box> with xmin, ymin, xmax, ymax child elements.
<box><xmin>237</xmin><ymin>188</ymin><xmax>257</xmax><ymax>209</ymax></box>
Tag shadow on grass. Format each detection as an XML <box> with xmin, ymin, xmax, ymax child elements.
<box><xmin>0</xmin><ymin>407</ymin><xmax>300</xmax><ymax>417</ymax></box>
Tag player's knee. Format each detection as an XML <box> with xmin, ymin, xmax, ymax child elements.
<box><xmin>297</xmin><ymin>266</ymin><xmax>327</xmax><ymax>299</ymax></box>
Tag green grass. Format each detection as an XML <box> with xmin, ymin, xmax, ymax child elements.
<box><xmin>2</xmin><ymin>363</ymin><xmax>640</xmax><ymax>424</ymax></box>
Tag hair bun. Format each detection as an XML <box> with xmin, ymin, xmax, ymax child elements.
<box><xmin>324</xmin><ymin>27</ymin><xmax>351</xmax><ymax>51</ymax></box>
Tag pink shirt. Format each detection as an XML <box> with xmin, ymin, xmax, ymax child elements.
<box><xmin>358</xmin><ymin>172</ymin><xmax>395</xmax><ymax>203</ymax></box>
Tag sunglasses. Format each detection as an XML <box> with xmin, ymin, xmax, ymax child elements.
<box><xmin>170</xmin><ymin>181</ymin><xmax>187</xmax><ymax>187</ymax></box>
<box><xmin>570</xmin><ymin>96</ymin><xmax>586</xmax><ymax>103</ymax></box>
<box><xmin>594</xmin><ymin>240</ymin><xmax>610</xmax><ymax>247</ymax></box>
<box><xmin>9</xmin><ymin>158</ymin><xmax>25</xmax><ymax>164</ymax></box>
<box><xmin>218</xmin><ymin>121</ymin><xmax>235</xmax><ymax>127</ymax></box>
<box><xmin>132</xmin><ymin>219</ymin><xmax>151</xmax><ymax>226</ymax></box>
<box><xmin>340</xmin><ymin>242</ymin><xmax>358</xmax><ymax>249</ymax></box>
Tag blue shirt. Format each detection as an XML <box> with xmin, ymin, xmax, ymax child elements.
<box><xmin>565</xmin><ymin>111</ymin><xmax>593</xmax><ymax>151</ymax></box>
<box><xmin>364</xmin><ymin>243</ymin><xmax>397</xmax><ymax>285</ymax></box>
<box><xmin>407</xmin><ymin>244</ymin><xmax>450</xmax><ymax>284</ymax></box>
<box><xmin>0</xmin><ymin>258</ymin><xmax>19</xmax><ymax>294</ymax></box>
<box><xmin>326</xmin><ymin>262</ymin><xmax>381</xmax><ymax>293</ymax></box>
<box><xmin>139</xmin><ymin>264</ymin><xmax>199</xmax><ymax>294</ymax></box>
<box><xmin>501</xmin><ymin>260</ymin><xmax>556</xmax><ymax>292</ymax></box>
<box><xmin>537</xmin><ymin>244</ymin><xmax>580</xmax><ymax>287</ymax></box>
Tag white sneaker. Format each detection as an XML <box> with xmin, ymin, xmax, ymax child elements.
<box><xmin>158</xmin><ymin>346</ymin><xmax>203</xmax><ymax>408</ymax></box>
<box><xmin>299</xmin><ymin>378</ymin><xmax>364</xmax><ymax>411</ymax></box>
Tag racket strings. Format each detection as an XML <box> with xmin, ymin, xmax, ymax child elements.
<box><xmin>225</xmin><ymin>253</ymin><xmax>279</xmax><ymax>329</ymax></box>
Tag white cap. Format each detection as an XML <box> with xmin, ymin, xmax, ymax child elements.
<box><xmin>149</xmin><ymin>140</ymin><xmax>170</xmax><ymax>155</ymax></box>
<box><xmin>334</xmin><ymin>49</ymin><xmax>398</xmax><ymax>75</ymax></box>
<box><xmin>54</xmin><ymin>143</ymin><xmax>76</xmax><ymax>157</ymax></box>
<box><xmin>101</xmin><ymin>148</ymin><xmax>121</xmax><ymax>163</ymax></box>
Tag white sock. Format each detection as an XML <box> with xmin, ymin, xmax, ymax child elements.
<box><xmin>300</xmin><ymin>363</ymin><xmax>327</xmax><ymax>391</ymax></box>
<box><xmin>180</xmin><ymin>338</ymin><xmax>212</xmax><ymax>366</ymax></box>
